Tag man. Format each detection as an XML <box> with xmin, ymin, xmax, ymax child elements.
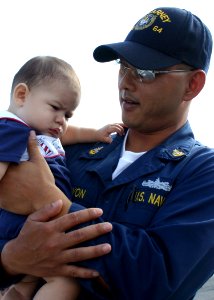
<box><xmin>0</xmin><ymin>7</ymin><xmax>214</xmax><ymax>300</ymax></box>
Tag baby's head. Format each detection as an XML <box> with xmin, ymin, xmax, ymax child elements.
<box><xmin>9</xmin><ymin>56</ymin><xmax>81</xmax><ymax>137</ymax></box>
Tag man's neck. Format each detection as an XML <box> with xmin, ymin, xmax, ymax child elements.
<box><xmin>125</xmin><ymin>124</ymin><xmax>183</xmax><ymax>153</ymax></box>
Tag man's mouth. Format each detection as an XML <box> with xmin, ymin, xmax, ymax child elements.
<box><xmin>121</xmin><ymin>98</ymin><xmax>139</xmax><ymax>110</ymax></box>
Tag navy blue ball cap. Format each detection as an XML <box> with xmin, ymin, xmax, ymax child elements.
<box><xmin>93</xmin><ymin>7</ymin><xmax>213</xmax><ymax>73</ymax></box>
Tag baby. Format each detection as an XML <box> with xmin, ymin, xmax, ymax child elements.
<box><xmin>0</xmin><ymin>56</ymin><xmax>124</xmax><ymax>300</ymax></box>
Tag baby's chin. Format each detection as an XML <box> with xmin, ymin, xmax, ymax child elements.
<box><xmin>39</xmin><ymin>132</ymin><xmax>62</xmax><ymax>139</ymax></box>
<box><xmin>45</xmin><ymin>129</ymin><xmax>63</xmax><ymax>139</ymax></box>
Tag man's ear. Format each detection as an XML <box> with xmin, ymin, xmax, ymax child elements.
<box><xmin>183</xmin><ymin>70</ymin><xmax>206</xmax><ymax>101</ymax></box>
<box><xmin>13</xmin><ymin>83</ymin><xmax>29</xmax><ymax>107</ymax></box>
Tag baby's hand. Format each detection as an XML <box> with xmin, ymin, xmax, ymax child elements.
<box><xmin>97</xmin><ymin>123</ymin><xmax>125</xmax><ymax>143</ymax></box>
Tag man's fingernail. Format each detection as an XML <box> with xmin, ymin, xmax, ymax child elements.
<box><xmin>30</xmin><ymin>130</ymin><xmax>36</xmax><ymax>139</ymax></box>
<box><xmin>51</xmin><ymin>199</ymin><xmax>63</xmax><ymax>207</ymax></box>
<box><xmin>102</xmin><ymin>244</ymin><xmax>111</xmax><ymax>253</ymax></box>
<box><xmin>103</xmin><ymin>223</ymin><xmax>112</xmax><ymax>231</ymax></box>
<box><xmin>92</xmin><ymin>271</ymin><xmax>99</xmax><ymax>277</ymax></box>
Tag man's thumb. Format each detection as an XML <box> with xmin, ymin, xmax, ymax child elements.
<box><xmin>27</xmin><ymin>130</ymin><xmax>42</xmax><ymax>162</ymax></box>
<box><xmin>29</xmin><ymin>200</ymin><xmax>63</xmax><ymax>222</ymax></box>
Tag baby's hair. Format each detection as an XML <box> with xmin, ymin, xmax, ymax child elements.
<box><xmin>11</xmin><ymin>56</ymin><xmax>80</xmax><ymax>96</ymax></box>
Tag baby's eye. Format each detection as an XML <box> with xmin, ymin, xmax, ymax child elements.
<box><xmin>51</xmin><ymin>105</ymin><xmax>59</xmax><ymax>110</ymax></box>
<box><xmin>65</xmin><ymin>113</ymin><xmax>72</xmax><ymax>120</ymax></box>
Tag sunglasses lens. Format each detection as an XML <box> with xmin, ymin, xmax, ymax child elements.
<box><xmin>137</xmin><ymin>70</ymin><xmax>155</xmax><ymax>82</ymax></box>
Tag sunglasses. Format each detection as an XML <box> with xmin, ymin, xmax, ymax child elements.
<box><xmin>117</xmin><ymin>60</ymin><xmax>194</xmax><ymax>83</ymax></box>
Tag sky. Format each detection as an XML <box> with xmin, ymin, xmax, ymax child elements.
<box><xmin>0</xmin><ymin>0</ymin><xmax>213</xmax><ymax>146</ymax></box>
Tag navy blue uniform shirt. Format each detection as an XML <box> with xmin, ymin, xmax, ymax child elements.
<box><xmin>65</xmin><ymin>122</ymin><xmax>214</xmax><ymax>300</ymax></box>
<box><xmin>1</xmin><ymin>122</ymin><xmax>214</xmax><ymax>300</ymax></box>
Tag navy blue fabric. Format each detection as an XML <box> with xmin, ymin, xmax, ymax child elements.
<box><xmin>93</xmin><ymin>7</ymin><xmax>212</xmax><ymax>72</ymax></box>
<box><xmin>64</xmin><ymin>122</ymin><xmax>214</xmax><ymax>300</ymax></box>
<box><xmin>1</xmin><ymin>121</ymin><xmax>214</xmax><ymax>299</ymax></box>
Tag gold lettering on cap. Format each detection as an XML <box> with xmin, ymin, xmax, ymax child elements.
<box><xmin>151</xmin><ymin>9</ymin><xmax>171</xmax><ymax>23</ymax></box>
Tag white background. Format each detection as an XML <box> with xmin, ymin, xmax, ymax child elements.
<box><xmin>0</xmin><ymin>0</ymin><xmax>213</xmax><ymax>146</ymax></box>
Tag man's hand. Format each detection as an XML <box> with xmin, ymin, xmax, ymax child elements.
<box><xmin>0</xmin><ymin>131</ymin><xmax>71</xmax><ymax>215</ymax></box>
<box><xmin>1</xmin><ymin>200</ymin><xmax>112</xmax><ymax>279</ymax></box>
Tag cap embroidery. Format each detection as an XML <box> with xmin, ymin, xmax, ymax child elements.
<box><xmin>151</xmin><ymin>9</ymin><xmax>171</xmax><ymax>23</ymax></box>
<box><xmin>134</xmin><ymin>9</ymin><xmax>171</xmax><ymax>34</ymax></box>
<box><xmin>134</xmin><ymin>14</ymin><xmax>157</xmax><ymax>30</ymax></box>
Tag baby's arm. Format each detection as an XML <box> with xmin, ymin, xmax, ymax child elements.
<box><xmin>33</xmin><ymin>276</ymin><xmax>80</xmax><ymax>300</ymax></box>
<box><xmin>0</xmin><ymin>162</ymin><xmax>9</xmax><ymax>181</ymax></box>
<box><xmin>61</xmin><ymin>123</ymin><xmax>125</xmax><ymax>145</ymax></box>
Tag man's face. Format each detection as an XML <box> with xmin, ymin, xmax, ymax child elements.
<box><xmin>118</xmin><ymin>61</ymin><xmax>192</xmax><ymax>134</ymax></box>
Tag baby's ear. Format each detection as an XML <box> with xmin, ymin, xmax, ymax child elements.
<box><xmin>13</xmin><ymin>83</ymin><xmax>29</xmax><ymax>106</ymax></box>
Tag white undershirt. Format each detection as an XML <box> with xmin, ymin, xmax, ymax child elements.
<box><xmin>112</xmin><ymin>130</ymin><xmax>146</xmax><ymax>179</ymax></box>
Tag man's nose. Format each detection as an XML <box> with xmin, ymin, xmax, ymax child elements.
<box><xmin>118</xmin><ymin>69</ymin><xmax>137</xmax><ymax>91</ymax></box>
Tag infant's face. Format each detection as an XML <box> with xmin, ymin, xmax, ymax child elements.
<box><xmin>17</xmin><ymin>79</ymin><xmax>80</xmax><ymax>138</ymax></box>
